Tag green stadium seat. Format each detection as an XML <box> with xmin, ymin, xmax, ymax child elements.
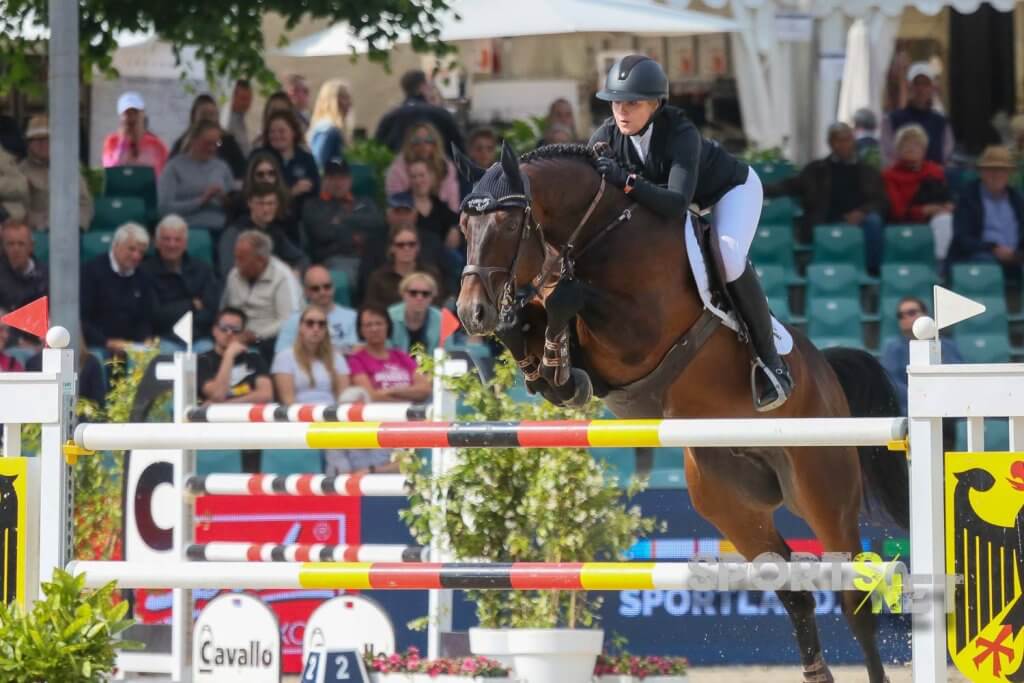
<box><xmin>760</xmin><ymin>196</ymin><xmax>799</xmax><ymax>225</ymax></box>
<box><xmin>878</xmin><ymin>296</ymin><xmax>903</xmax><ymax>342</ymax></box>
<box><xmin>350</xmin><ymin>163</ymin><xmax>378</xmax><ymax>200</ymax></box>
<box><xmin>812</xmin><ymin>225</ymin><xmax>865</xmax><ymax>272</ymax></box>
<box><xmin>329</xmin><ymin>268</ymin><xmax>352</xmax><ymax>307</ymax></box>
<box><xmin>811</xmin><ymin>335</ymin><xmax>866</xmax><ymax>350</ymax></box>
<box><xmin>957</xmin><ymin>334</ymin><xmax>1011</xmax><ymax>364</ymax></box>
<box><xmin>955</xmin><ymin>418</ymin><xmax>1009</xmax><ymax>452</ymax></box>
<box><xmin>883</xmin><ymin>225</ymin><xmax>935</xmax><ymax>266</ymax></box>
<box><xmin>261</xmin><ymin>449</ymin><xmax>323</xmax><ymax>475</ymax></box>
<box><xmin>749</xmin><ymin>224</ymin><xmax>795</xmax><ymax>271</ymax></box>
<box><xmin>953</xmin><ymin>296</ymin><xmax>1008</xmax><ymax>337</ymax></box>
<box><xmin>768</xmin><ymin>297</ymin><xmax>791</xmax><ymax>324</ymax></box>
<box><xmin>91</xmin><ymin>196</ymin><xmax>148</xmax><ymax>232</ymax></box>
<box><xmin>806</xmin><ymin>263</ymin><xmax>860</xmax><ymax>299</ymax></box>
<box><xmin>751</xmin><ymin>161</ymin><xmax>797</xmax><ymax>185</ymax></box>
<box><xmin>879</xmin><ymin>263</ymin><xmax>937</xmax><ymax>301</ymax></box>
<box><xmin>31</xmin><ymin>230</ymin><xmax>49</xmax><ymax>266</ymax></box>
<box><xmin>104</xmin><ymin>165</ymin><xmax>157</xmax><ymax>215</ymax></box>
<box><xmin>80</xmin><ymin>230</ymin><xmax>116</xmax><ymax>262</ymax></box>
<box><xmin>754</xmin><ymin>264</ymin><xmax>787</xmax><ymax>300</ymax></box>
<box><xmin>187</xmin><ymin>229</ymin><xmax>214</xmax><ymax>265</ymax></box>
<box><xmin>807</xmin><ymin>297</ymin><xmax>862</xmax><ymax>339</ymax></box>
<box><xmin>196</xmin><ymin>450</ymin><xmax>242</xmax><ymax>475</ymax></box>
<box><xmin>950</xmin><ymin>263</ymin><xmax>1005</xmax><ymax>298</ymax></box>
<box><xmin>647</xmin><ymin>447</ymin><xmax>686</xmax><ymax>489</ymax></box>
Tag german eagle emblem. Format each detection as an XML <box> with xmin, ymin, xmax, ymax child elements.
<box><xmin>946</xmin><ymin>453</ymin><xmax>1024</xmax><ymax>681</ymax></box>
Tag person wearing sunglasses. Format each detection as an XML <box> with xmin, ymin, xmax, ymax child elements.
<box><xmin>271</xmin><ymin>305</ymin><xmax>351</xmax><ymax>405</ymax></box>
<box><xmin>385</xmin><ymin>122</ymin><xmax>461</xmax><ymax>213</ymax></box>
<box><xmin>274</xmin><ymin>265</ymin><xmax>358</xmax><ymax>355</ymax></box>
<box><xmin>880</xmin><ymin>296</ymin><xmax>962</xmax><ymax>415</ymax></box>
<box><xmin>388</xmin><ymin>271</ymin><xmax>447</xmax><ymax>353</ymax></box>
<box><xmin>196</xmin><ymin>306</ymin><xmax>274</xmax><ymax>406</ymax></box>
<box><xmin>362</xmin><ymin>224</ymin><xmax>443</xmax><ymax>308</ymax></box>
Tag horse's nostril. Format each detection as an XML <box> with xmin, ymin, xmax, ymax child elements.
<box><xmin>473</xmin><ymin>304</ymin><xmax>487</xmax><ymax>324</ymax></box>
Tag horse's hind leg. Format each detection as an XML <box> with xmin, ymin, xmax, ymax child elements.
<box><xmin>684</xmin><ymin>448</ymin><xmax>833</xmax><ymax>682</ymax></box>
<box><xmin>788</xmin><ymin>445</ymin><xmax>888</xmax><ymax>683</ymax></box>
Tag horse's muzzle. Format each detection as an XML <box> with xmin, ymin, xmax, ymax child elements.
<box><xmin>457</xmin><ymin>297</ymin><xmax>498</xmax><ymax>336</ymax></box>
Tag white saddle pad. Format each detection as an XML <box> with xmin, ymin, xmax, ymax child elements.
<box><xmin>684</xmin><ymin>214</ymin><xmax>794</xmax><ymax>356</ymax></box>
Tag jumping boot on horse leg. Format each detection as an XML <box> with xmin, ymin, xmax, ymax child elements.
<box><xmin>726</xmin><ymin>263</ymin><xmax>794</xmax><ymax>411</ymax></box>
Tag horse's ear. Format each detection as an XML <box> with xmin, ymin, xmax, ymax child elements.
<box><xmin>451</xmin><ymin>143</ymin><xmax>485</xmax><ymax>183</ymax></box>
<box><xmin>499</xmin><ymin>141</ymin><xmax>522</xmax><ymax>192</ymax></box>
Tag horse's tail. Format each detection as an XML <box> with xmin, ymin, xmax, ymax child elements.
<box><xmin>823</xmin><ymin>347</ymin><xmax>910</xmax><ymax>530</ymax></box>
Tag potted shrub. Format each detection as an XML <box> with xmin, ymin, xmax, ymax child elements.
<box><xmin>399</xmin><ymin>353</ymin><xmax>658</xmax><ymax>683</ymax></box>
<box><xmin>0</xmin><ymin>569</ymin><xmax>137</xmax><ymax>682</ymax></box>
<box><xmin>594</xmin><ymin>653</ymin><xmax>690</xmax><ymax>682</ymax></box>
<box><xmin>364</xmin><ymin>648</ymin><xmax>512</xmax><ymax>682</ymax></box>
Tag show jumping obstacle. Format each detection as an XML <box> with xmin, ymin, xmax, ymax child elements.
<box><xmin>75</xmin><ymin>416</ymin><xmax>908</xmax><ymax>451</ymax></box>
<box><xmin>185</xmin><ymin>542</ymin><xmax>429</xmax><ymax>563</ymax></box>
<box><xmin>3</xmin><ymin>292</ymin><xmax>1021</xmax><ymax>683</ymax></box>
<box><xmin>185</xmin><ymin>401</ymin><xmax>429</xmax><ymax>423</ymax></box>
<box><xmin>65</xmin><ymin>559</ymin><xmax>894</xmax><ymax>591</ymax></box>
<box><xmin>184</xmin><ymin>472</ymin><xmax>409</xmax><ymax>497</ymax></box>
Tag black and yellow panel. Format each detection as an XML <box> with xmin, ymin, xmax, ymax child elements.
<box><xmin>0</xmin><ymin>459</ymin><xmax>27</xmax><ymax>608</ymax></box>
<box><xmin>946</xmin><ymin>451</ymin><xmax>1024</xmax><ymax>682</ymax></box>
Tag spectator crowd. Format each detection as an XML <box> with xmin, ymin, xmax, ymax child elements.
<box><xmin>2</xmin><ymin>57</ymin><xmax>1023</xmax><ymax>461</ymax></box>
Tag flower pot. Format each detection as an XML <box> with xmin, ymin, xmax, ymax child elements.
<box><xmin>643</xmin><ymin>677</ymin><xmax>688</xmax><ymax>682</ymax></box>
<box><xmin>468</xmin><ymin>627</ymin><xmax>514</xmax><ymax>667</ymax></box>
<box><xmin>595</xmin><ymin>676</ymin><xmax>634</xmax><ymax>683</ymax></box>
<box><xmin>411</xmin><ymin>676</ymin><xmax>515</xmax><ymax>683</ymax></box>
<box><xmin>595</xmin><ymin>677</ymin><xmax>688</xmax><ymax>683</ymax></box>
<box><xmin>370</xmin><ymin>674</ymin><xmax>417</xmax><ymax>683</ymax></box>
<box><xmin>506</xmin><ymin>628</ymin><xmax>603</xmax><ymax>683</ymax></box>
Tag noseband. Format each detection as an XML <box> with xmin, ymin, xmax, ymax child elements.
<box><xmin>462</xmin><ymin>176</ymin><xmax>635</xmax><ymax>315</ymax></box>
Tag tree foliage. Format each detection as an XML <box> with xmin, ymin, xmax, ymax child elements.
<box><xmin>0</xmin><ymin>0</ymin><xmax>453</xmax><ymax>94</ymax></box>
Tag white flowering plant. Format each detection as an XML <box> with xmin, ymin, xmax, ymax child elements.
<box><xmin>398</xmin><ymin>352</ymin><xmax>658</xmax><ymax>629</ymax></box>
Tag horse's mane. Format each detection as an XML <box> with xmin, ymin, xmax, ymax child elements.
<box><xmin>520</xmin><ymin>143</ymin><xmax>598</xmax><ymax>169</ymax></box>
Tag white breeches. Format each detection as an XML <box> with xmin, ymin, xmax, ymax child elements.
<box><xmin>711</xmin><ymin>167</ymin><xmax>763</xmax><ymax>282</ymax></box>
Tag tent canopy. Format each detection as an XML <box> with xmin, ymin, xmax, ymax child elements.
<box><xmin>278</xmin><ymin>0</ymin><xmax>737</xmax><ymax>57</ymax></box>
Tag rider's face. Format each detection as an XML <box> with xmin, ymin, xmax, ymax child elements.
<box><xmin>612</xmin><ymin>100</ymin><xmax>660</xmax><ymax>136</ymax></box>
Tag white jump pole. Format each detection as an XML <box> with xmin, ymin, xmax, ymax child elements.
<box><xmin>75</xmin><ymin>417</ymin><xmax>908</xmax><ymax>451</ymax></box>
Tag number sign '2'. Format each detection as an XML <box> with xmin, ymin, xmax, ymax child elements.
<box><xmin>301</xmin><ymin>649</ymin><xmax>367</xmax><ymax>683</ymax></box>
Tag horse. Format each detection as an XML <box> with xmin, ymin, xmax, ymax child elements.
<box><xmin>453</xmin><ymin>142</ymin><xmax>909</xmax><ymax>683</ymax></box>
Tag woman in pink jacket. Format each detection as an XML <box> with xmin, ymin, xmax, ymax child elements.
<box><xmin>101</xmin><ymin>91</ymin><xmax>169</xmax><ymax>177</ymax></box>
<box><xmin>385</xmin><ymin>121</ymin><xmax>460</xmax><ymax>213</ymax></box>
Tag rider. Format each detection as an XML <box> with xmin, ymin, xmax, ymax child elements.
<box><xmin>590</xmin><ymin>55</ymin><xmax>792</xmax><ymax>411</ymax></box>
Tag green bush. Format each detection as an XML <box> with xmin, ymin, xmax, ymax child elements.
<box><xmin>0</xmin><ymin>569</ymin><xmax>137</xmax><ymax>682</ymax></box>
<box><xmin>399</xmin><ymin>352</ymin><xmax>658</xmax><ymax>629</ymax></box>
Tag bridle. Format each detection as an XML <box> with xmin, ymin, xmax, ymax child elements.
<box><xmin>461</xmin><ymin>176</ymin><xmax>635</xmax><ymax>319</ymax></box>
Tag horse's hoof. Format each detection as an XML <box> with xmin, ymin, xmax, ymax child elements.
<box><xmin>801</xmin><ymin>654</ymin><xmax>833</xmax><ymax>683</ymax></box>
<box><xmin>561</xmin><ymin>369</ymin><xmax>593</xmax><ymax>408</ymax></box>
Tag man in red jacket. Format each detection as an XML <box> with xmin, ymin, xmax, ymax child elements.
<box><xmin>882</xmin><ymin>123</ymin><xmax>954</xmax><ymax>263</ymax></box>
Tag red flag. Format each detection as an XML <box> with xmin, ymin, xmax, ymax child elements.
<box><xmin>2</xmin><ymin>296</ymin><xmax>48</xmax><ymax>342</ymax></box>
<box><xmin>439</xmin><ymin>308</ymin><xmax>461</xmax><ymax>347</ymax></box>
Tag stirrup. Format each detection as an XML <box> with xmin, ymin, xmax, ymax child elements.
<box><xmin>749</xmin><ymin>357</ymin><xmax>792</xmax><ymax>412</ymax></box>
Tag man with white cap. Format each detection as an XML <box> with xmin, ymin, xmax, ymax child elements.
<box><xmin>101</xmin><ymin>91</ymin><xmax>169</xmax><ymax>176</ymax></box>
<box><xmin>881</xmin><ymin>61</ymin><xmax>954</xmax><ymax>165</ymax></box>
<box><xmin>19</xmin><ymin>115</ymin><xmax>94</xmax><ymax>231</ymax></box>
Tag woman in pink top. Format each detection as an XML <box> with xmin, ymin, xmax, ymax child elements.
<box><xmin>384</xmin><ymin>122</ymin><xmax>460</xmax><ymax>213</ymax></box>
<box><xmin>347</xmin><ymin>306</ymin><xmax>431</xmax><ymax>402</ymax></box>
<box><xmin>102</xmin><ymin>91</ymin><xmax>169</xmax><ymax>176</ymax></box>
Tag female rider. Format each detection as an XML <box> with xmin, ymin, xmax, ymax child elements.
<box><xmin>589</xmin><ymin>55</ymin><xmax>792</xmax><ymax>411</ymax></box>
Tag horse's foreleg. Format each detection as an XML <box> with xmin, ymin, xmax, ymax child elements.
<box><xmin>495</xmin><ymin>302</ymin><xmax>545</xmax><ymax>389</ymax></box>
<box><xmin>536</xmin><ymin>279</ymin><xmax>594</xmax><ymax>407</ymax></box>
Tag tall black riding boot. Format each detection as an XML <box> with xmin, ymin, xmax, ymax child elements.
<box><xmin>726</xmin><ymin>263</ymin><xmax>794</xmax><ymax>411</ymax></box>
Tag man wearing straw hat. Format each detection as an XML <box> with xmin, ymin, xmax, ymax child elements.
<box><xmin>948</xmin><ymin>145</ymin><xmax>1024</xmax><ymax>279</ymax></box>
<box><xmin>19</xmin><ymin>115</ymin><xmax>94</xmax><ymax>231</ymax></box>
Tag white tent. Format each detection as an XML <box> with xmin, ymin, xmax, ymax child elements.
<box><xmin>278</xmin><ymin>0</ymin><xmax>737</xmax><ymax>57</ymax></box>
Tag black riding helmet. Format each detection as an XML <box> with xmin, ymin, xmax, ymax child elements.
<box><xmin>596</xmin><ymin>55</ymin><xmax>669</xmax><ymax>102</ymax></box>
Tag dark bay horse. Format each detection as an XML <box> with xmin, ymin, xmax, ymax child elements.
<box><xmin>454</xmin><ymin>143</ymin><xmax>909</xmax><ymax>683</ymax></box>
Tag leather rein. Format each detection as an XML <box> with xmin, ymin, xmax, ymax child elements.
<box><xmin>461</xmin><ymin>176</ymin><xmax>636</xmax><ymax>317</ymax></box>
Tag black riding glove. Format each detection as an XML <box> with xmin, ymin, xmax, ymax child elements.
<box><xmin>596</xmin><ymin>156</ymin><xmax>629</xmax><ymax>189</ymax></box>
